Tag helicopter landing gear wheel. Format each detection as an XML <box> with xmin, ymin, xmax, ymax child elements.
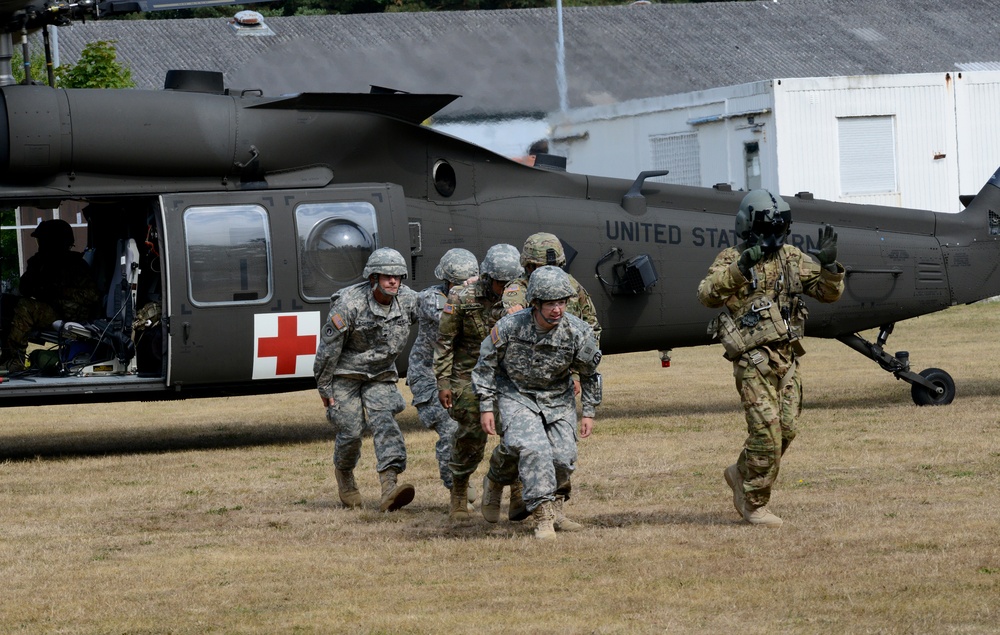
<box><xmin>910</xmin><ymin>368</ymin><xmax>955</xmax><ymax>406</ymax></box>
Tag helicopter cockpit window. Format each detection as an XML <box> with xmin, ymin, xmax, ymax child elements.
<box><xmin>295</xmin><ymin>202</ymin><xmax>378</xmax><ymax>301</ymax></box>
<box><xmin>183</xmin><ymin>205</ymin><xmax>273</xmax><ymax>306</ymax></box>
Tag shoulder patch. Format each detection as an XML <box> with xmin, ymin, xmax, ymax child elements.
<box><xmin>577</xmin><ymin>338</ymin><xmax>600</xmax><ymax>364</ymax></box>
<box><xmin>490</xmin><ymin>324</ymin><xmax>501</xmax><ymax>346</ymax></box>
<box><xmin>443</xmin><ymin>303</ymin><xmax>455</xmax><ymax>315</ymax></box>
<box><xmin>504</xmin><ymin>284</ymin><xmax>521</xmax><ymax>293</ymax></box>
<box><xmin>331</xmin><ymin>313</ymin><xmax>347</xmax><ymax>331</ymax></box>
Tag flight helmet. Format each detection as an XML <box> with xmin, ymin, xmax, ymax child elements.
<box><xmin>480</xmin><ymin>244</ymin><xmax>524</xmax><ymax>283</ymax></box>
<box><xmin>735</xmin><ymin>189</ymin><xmax>792</xmax><ymax>253</ymax></box>
<box><xmin>362</xmin><ymin>247</ymin><xmax>408</xmax><ymax>279</ymax></box>
<box><xmin>31</xmin><ymin>219</ymin><xmax>75</xmax><ymax>252</ymax></box>
<box><xmin>520</xmin><ymin>232</ymin><xmax>566</xmax><ymax>267</ymax></box>
<box><xmin>434</xmin><ymin>248</ymin><xmax>479</xmax><ymax>285</ymax></box>
<box><xmin>526</xmin><ymin>265</ymin><xmax>575</xmax><ymax>304</ymax></box>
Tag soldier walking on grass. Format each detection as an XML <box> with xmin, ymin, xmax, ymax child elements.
<box><xmin>473</xmin><ymin>266</ymin><xmax>602</xmax><ymax>539</ymax></box>
<box><xmin>480</xmin><ymin>231</ymin><xmax>602</xmax><ymax>525</ymax></box>
<box><xmin>314</xmin><ymin>247</ymin><xmax>419</xmax><ymax>512</ymax></box>
<box><xmin>407</xmin><ymin>248</ymin><xmax>479</xmax><ymax>494</ymax></box>
<box><xmin>697</xmin><ymin>190</ymin><xmax>844</xmax><ymax>527</ymax></box>
<box><xmin>433</xmin><ymin>243</ymin><xmax>523</xmax><ymax>522</ymax></box>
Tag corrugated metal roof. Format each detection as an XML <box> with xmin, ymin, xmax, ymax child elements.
<box><xmin>46</xmin><ymin>0</ymin><xmax>1000</xmax><ymax>120</ymax></box>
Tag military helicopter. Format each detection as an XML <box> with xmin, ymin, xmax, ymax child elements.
<box><xmin>1</xmin><ymin>24</ymin><xmax>999</xmax><ymax>407</ymax></box>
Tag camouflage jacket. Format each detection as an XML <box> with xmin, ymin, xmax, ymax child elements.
<box><xmin>406</xmin><ymin>282</ymin><xmax>448</xmax><ymax>404</ymax></box>
<box><xmin>472</xmin><ymin>310</ymin><xmax>602</xmax><ymax>420</ymax></box>
<box><xmin>433</xmin><ymin>278</ymin><xmax>502</xmax><ymax>390</ymax></box>
<box><xmin>313</xmin><ymin>281</ymin><xmax>418</xmax><ymax>399</ymax></box>
<box><xmin>18</xmin><ymin>250</ymin><xmax>99</xmax><ymax>322</ymax></box>
<box><xmin>502</xmin><ymin>273</ymin><xmax>602</xmax><ymax>343</ymax></box>
<box><xmin>697</xmin><ymin>244</ymin><xmax>845</xmax><ymax>357</ymax></box>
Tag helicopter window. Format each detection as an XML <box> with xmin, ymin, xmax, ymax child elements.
<box><xmin>295</xmin><ymin>202</ymin><xmax>378</xmax><ymax>301</ymax></box>
<box><xmin>433</xmin><ymin>160</ymin><xmax>457</xmax><ymax>197</ymax></box>
<box><xmin>183</xmin><ymin>205</ymin><xmax>273</xmax><ymax>306</ymax></box>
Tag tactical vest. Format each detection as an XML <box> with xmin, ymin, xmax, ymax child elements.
<box><xmin>709</xmin><ymin>249</ymin><xmax>809</xmax><ymax>361</ymax></box>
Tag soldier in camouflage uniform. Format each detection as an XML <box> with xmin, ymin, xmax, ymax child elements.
<box><xmin>697</xmin><ymin>190</ymin><xmax>844</xmax><ymax>527</ymax></box>
<box><xmin>473</xmin><ymin>266</ymin><xmax>602</xmax><ymax>539</ymax></box>
<box><xmin>407</xmin><ymin>248</ymin><xmax>479</xmax><ymax>492</ymax></box>
<box><xmin>481</xmin><ymin>232</ymin><xmax>602</xmax><ymax>523</ymax></box>
<box><xmin>433</xmin><ymin>243</ymin><xmax>523</xmax><ymax>522</ymax></box>
<box><xmin>500</xmin><ymin>232</ymin><xmax>601</xmax><ymax>341</ymax></box>
<box><xmin>314</xmin><ymin>247</ymin><xmax>419</xmax><ymax>512</ymax></box>
<box><xmin>1</xmin><ymin>219</ymin><xmax>98</xmax><ymax>374</ymax></box>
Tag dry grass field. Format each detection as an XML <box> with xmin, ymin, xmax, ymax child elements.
<box><xmin>2</xmin><ymin>302</ymin><xmax>999</xmax><ymax>634</ymax></box>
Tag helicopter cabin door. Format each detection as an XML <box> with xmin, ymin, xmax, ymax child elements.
<box><xmin>160</xmin><ymin>185</ymin><xmax>410</xmax><ymax>391</ymax></box>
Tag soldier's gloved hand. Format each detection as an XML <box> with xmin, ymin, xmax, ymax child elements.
<box><xmin>808</xmin><ymin>224</ymin><xmax>839</xmax><ymax>268</ymax></box>
<box><xmin>737</xmin><ymin>245</ymin><xmax>763</xmax><ymax>278</ymax></box>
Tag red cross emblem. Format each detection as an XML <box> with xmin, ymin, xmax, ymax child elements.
<box><xmin>253</xmin><ymin>312</ymin><xmax>320</xmax><ymax>379</ymax></box>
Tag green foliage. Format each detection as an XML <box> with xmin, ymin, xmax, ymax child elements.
<box><xmin>54</xmin><ymin>40</ymin><xmax>135</xmax><ymax>89</ymax></box>
<box><xmin>1</xmin><ymin>208</ymin><xmax>18</xmax><ymax>292</ymax></box>
<box><xmin>11</xmin><ymin>48</ymin><xmax>51</xmax><ymax>85</ymax></box>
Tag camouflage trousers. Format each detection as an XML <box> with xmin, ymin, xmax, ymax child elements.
<box><xmin>448</xmin><ymin>380</ymin><xmax>498</xmax><ymax>481</ymax></box>
<box><xmin>410</xmin><ymin>362</ymin><xmax>459</xmax><ymax>489</ymax></box>
<box><xmin>496</xmin><ymin>396</ymin><xmax>577</xmax><ymax>513</ymax></box>
<box><xmin>325</xmin><ymin>377</ymin><xmax>408</xmax><ymax>474</ymax></box>
<box><xmin>486</xmin><ymin>423</ymin><xmax>571</xmax><ymax>499</ymax></box>
<box><xmin>733</xmin><ymin>355</ymin><xmax>801</xmax><ymax>509</ymax></box>
<box><xmin>415</xmin><ymin>400</ymin><xmax>459</xmax><ymax>489</ymax></box>
<box><xmin>6</xmin><ymin>298</ymin><xmax>60</xmax><ymax>355</ymax></box>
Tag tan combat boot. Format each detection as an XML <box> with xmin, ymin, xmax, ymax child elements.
<box><xmin>552</xmin><ymin>496</ymin><xmax>583</xmax><ymax>532</ymax></box>
<box><xmin>378</xmin><ymin>469</ymin><xmax>415</xmax><ymax>512</ymax></box>
<box><xmin>508</xmin><ymin>479</ymin><xmax>530</xmax><ymax>521</ymax></box>
<box><xmin>466</xmin><ymin>481</ymin><xmax>477</xmax><ymax>513</ymax></box>
<box><xmin>481</xmin><ymin>474</ymin><xmax>504</xmax><ymax>523</ymax></box>
<box><xmin>334</xmin><ymin>468</ymin><xmax>362</xmax><ymax>509</ymax></box>
<box><xmin>532</xmin><ymin>501</ymin><xmax>556</xmax><ymax>540</ymax></box>
<box><xmin>743</xmin><ymin>505</ymin><xmax>783</xmax><ymax>528</ymax></box>
<box><xmin>449</xmin><ymin>475</ymin><xmax>470</xmax><ymax>521</ymax></box>
<box><xmin>724</xmin><ymin>464</ymin><xmax>745</xmax><ymax>516</ymax></box>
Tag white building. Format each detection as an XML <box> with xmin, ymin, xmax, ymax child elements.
<box><xmin>550</xmin><ymin>71</ymin><xmax>1000</xmax><ymax>214</ymax></box>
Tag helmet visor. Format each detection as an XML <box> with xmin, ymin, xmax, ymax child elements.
<box><xmin>750</xmin><ymin>211</ymin><xmax>790</xmax><ymax>238</ymax></box>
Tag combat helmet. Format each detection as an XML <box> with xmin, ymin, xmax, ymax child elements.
<box><xmin>480</xmin><ymin>244</ymin><xmax>524</xmax><ymax>282</ymax></box>
<box><xmin>362</xmin><ymin>247</ymin><xmax>408</xmax><ymax>279</ymax></box>
<box><xmin>735</xmin><ymin>189</ymin><xmax>792</xmax><ymax>253</ymax></box>
<box><xmin>433</xmin><ymin>248</ymin><xmax>479</xmax><ymax>285</ymax></box>
<box><xmin>526</xmin><ymin>265</ymin><xmax>575</xmax><ymax>304</ymax></box>
<box><xmin>520</xmin><ymin>232</ymin><xmax>566</xmax><ymax>267</ymax></box>
<box><xmin>31</xmin><ymin>219</ymin><xmax>75</xmax><ymax>251</ymax></box>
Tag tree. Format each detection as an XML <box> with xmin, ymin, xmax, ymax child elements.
<box><xmin>54</xmin><ymin>40</ymin><xmax>135</xmax><ymax>89</ymax></box>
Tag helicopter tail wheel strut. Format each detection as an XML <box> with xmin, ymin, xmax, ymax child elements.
<box><xmin>836</xmin><ymin>326</ymin><xmax>956</xmax><ymax>406</ymax></box>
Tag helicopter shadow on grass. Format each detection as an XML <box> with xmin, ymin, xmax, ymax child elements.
<box><xmin>0</xmin><ymin>410</ymin><xmax>435</xmax><ymax>463</ymax></box>
<box><xmin>0</xmin><ymin>420</ymin><xmax>337</xmax><ymax>462</ymax></box>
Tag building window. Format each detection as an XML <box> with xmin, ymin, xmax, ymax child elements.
<box><xmin>649</xmin><ymin>132</ymin><xmax>701</xmax><ymax>186</ymax></box>
<box><xmin>184</xmin><ymin>205</ymin><xmax>272</xmax><ymax>306</ymax></box>
<box><xmin>838</xmin><ymin>116</ymin><xmax>898</xmax><ymax>195</ymax></box>
<box><xmin>296</xmin><ymin>202</ymin><xmax>378</xmax><ymax>301</ymax></box>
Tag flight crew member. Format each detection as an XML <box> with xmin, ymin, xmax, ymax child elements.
<box><xmin>407</xmin><ymin>248</ymin><xmax>479</xmax><ymax>493</ymax></box>
<box><xmin>433</xmin><ymin>243</ymin><xmax>523</xmax><ymax>522</ymax></box>
<box><xmin>473</xmin><ymin>266</ymin><xmax>602</xmax><ymax>540</ymax></box>
<box><xmin>481</xmin><ymin>231</ymin><xmax>601</xmax><ymax>527</ymax></box>
<box><xmin>314</xmin><ymin>247</ymin><xmax>419</xmax><ymax>512</ymax></box>
<box><xmin>1</xmin><ymin>219</ymin><xmax>99</xmax><ymax>374</ymax></box>
<box><xmin>697</xmin><ymin>190</ymin><xmax>844</xmax><ymax>527</ymax></box>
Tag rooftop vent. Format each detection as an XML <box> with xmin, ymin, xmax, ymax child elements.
<box><xmin>229</xmin><ymin>10</ymin><xmax>275</xmax><ymax>36</ymax></box>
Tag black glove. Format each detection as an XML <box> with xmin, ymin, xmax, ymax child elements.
<box><xmin>808</xmin><ymin>224</ymin><xmax>838</xmax><ymax>267</ymax></box>
<box><xmin>737</xmin><ymin>245</ymin><xmax>763</xmax><ymax>278</ymax></box>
